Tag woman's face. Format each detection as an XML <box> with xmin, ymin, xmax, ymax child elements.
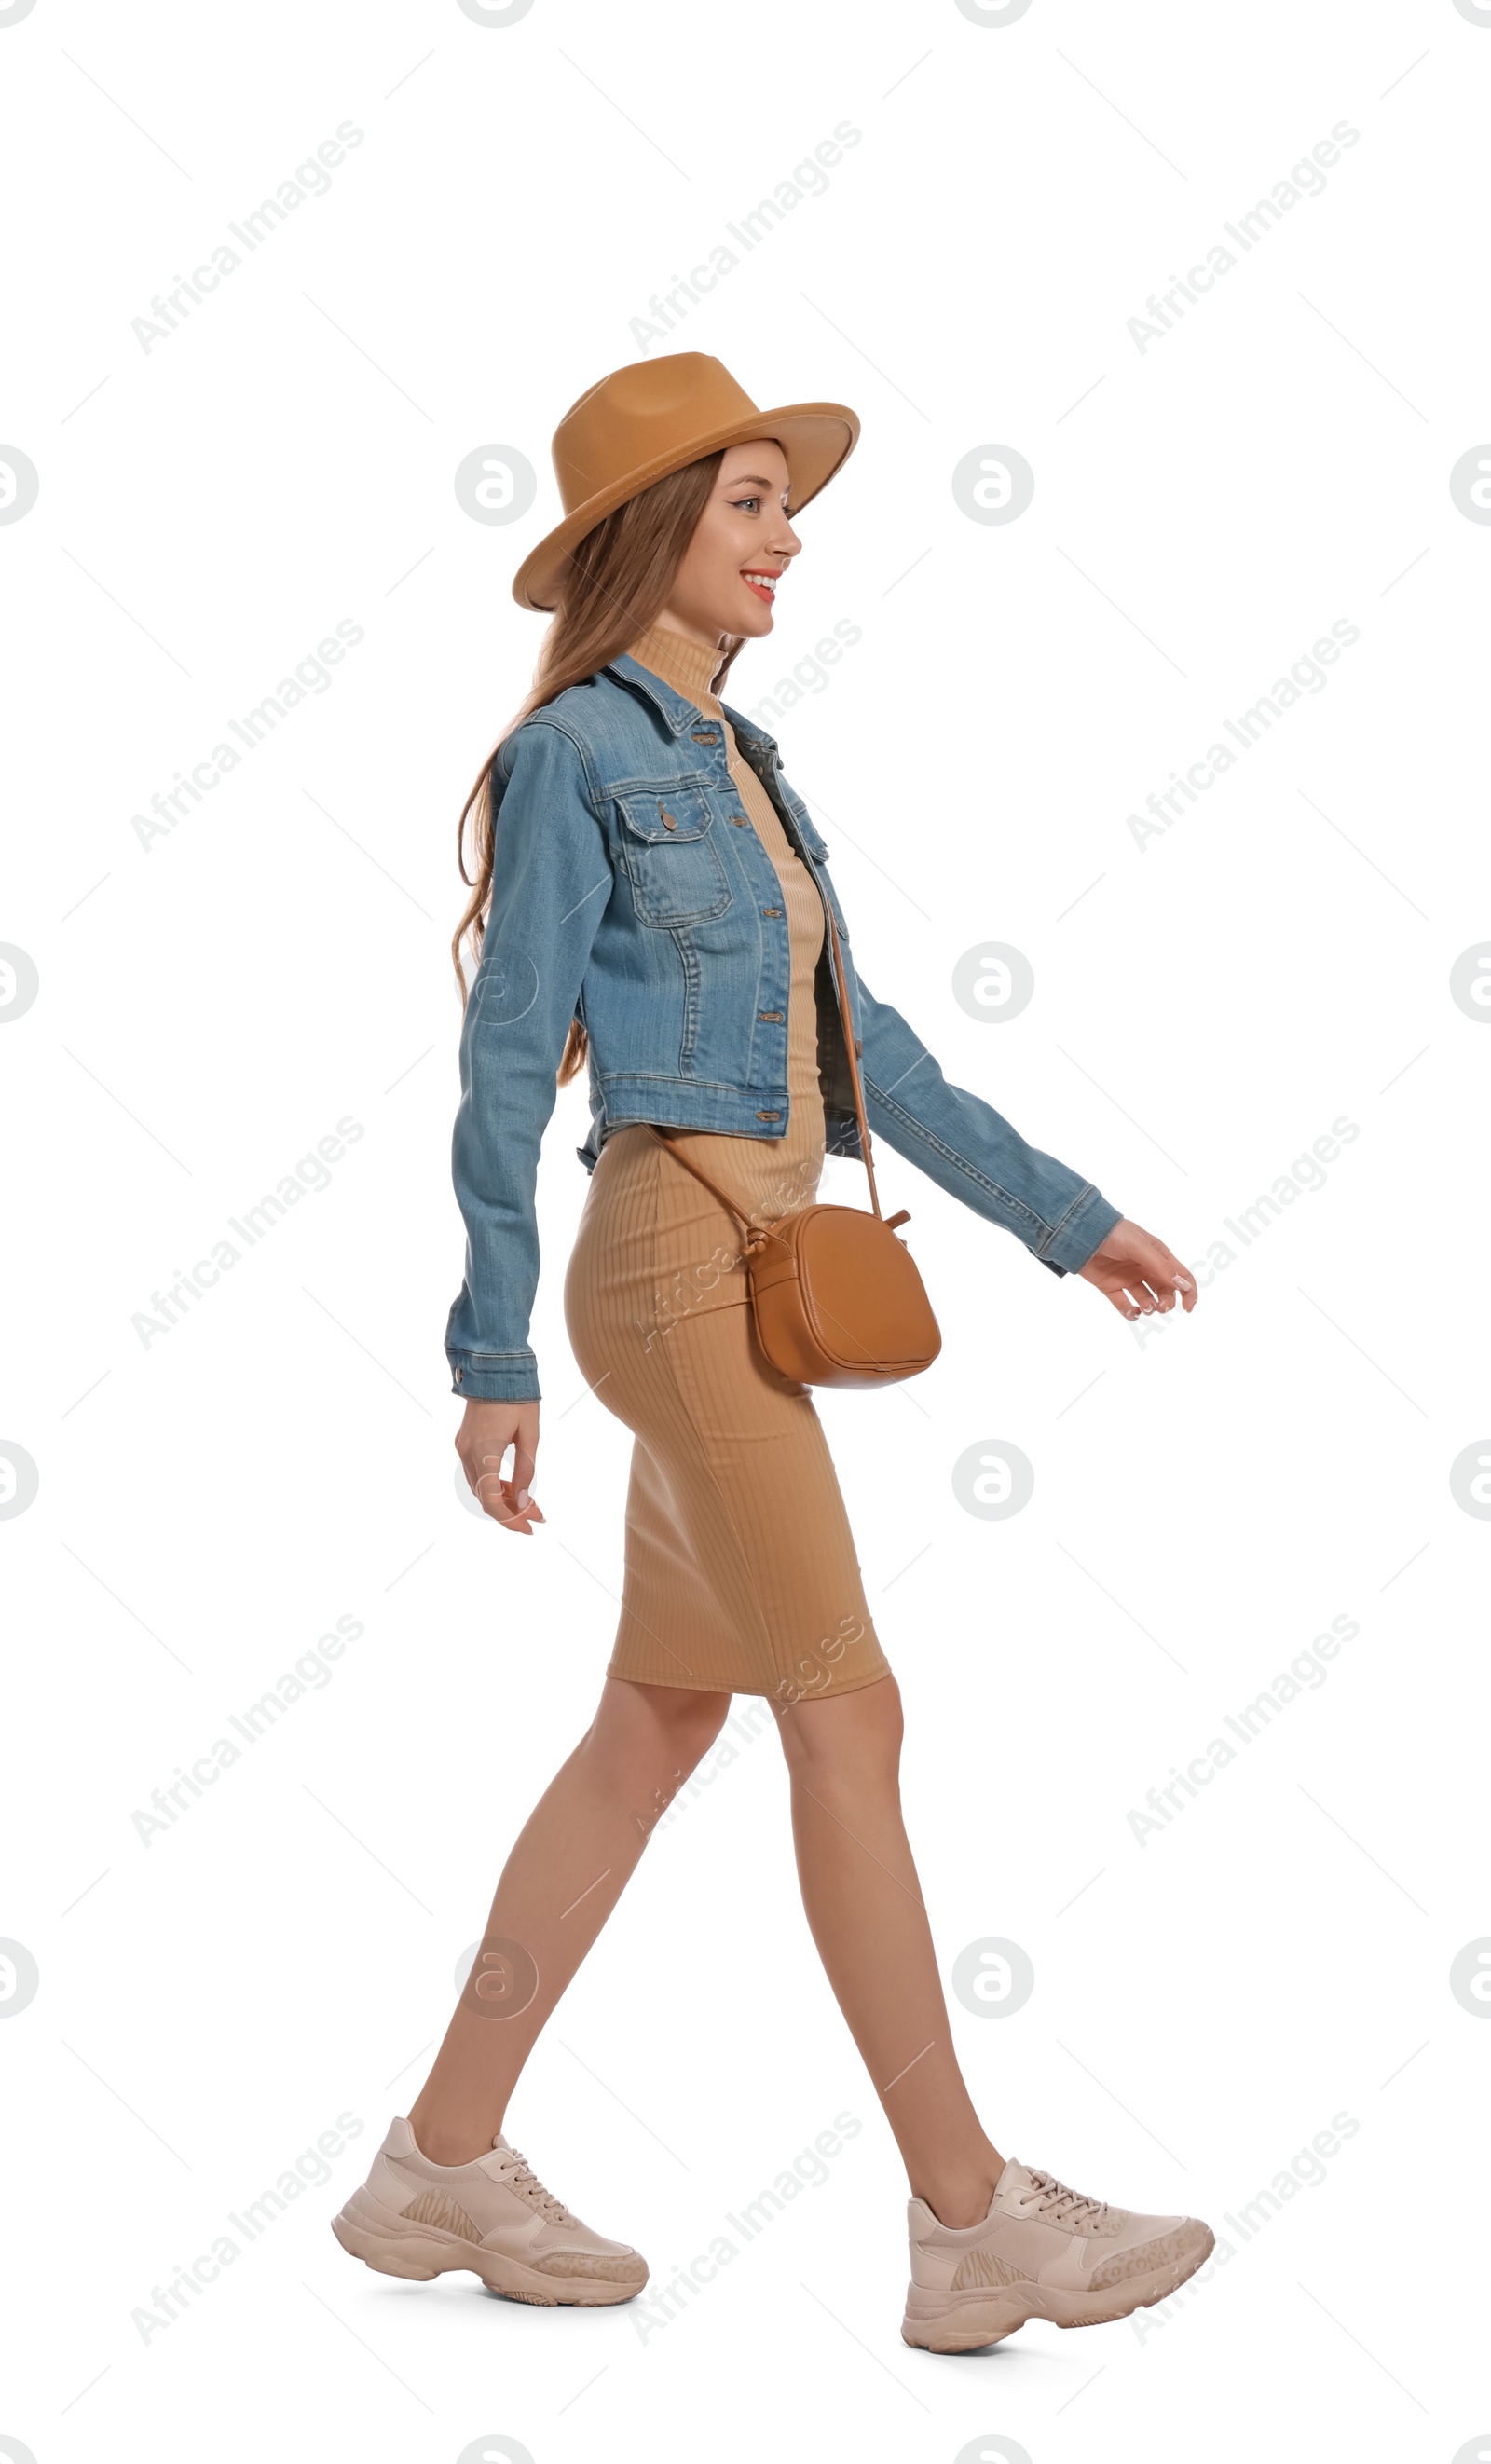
<box><xmin>660</xmin><ymin>439</ymin><xmax>800</xmax><ymax>647</ymax></box>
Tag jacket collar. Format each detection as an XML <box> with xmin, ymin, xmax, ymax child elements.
<box><xmin>603</xmin><ymin>650</ymin><xmax>701</xmax><ymax>738</ymax></box>
<box><xmin>602</xmin><ymin>651</ymin><xmax>781</xmax><ymax>763</ymax></box>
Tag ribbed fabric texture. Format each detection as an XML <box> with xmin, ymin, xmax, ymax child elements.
<box><xmin>561</xmin><ymin>623</ymin><xmax>890</xmax><ymax>1702</ymax></box>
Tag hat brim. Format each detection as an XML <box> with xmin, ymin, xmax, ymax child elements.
<box><xmin>510</xmin><ymin>401</ymin><xmax>860</xmax><ymax>613</ymax></box>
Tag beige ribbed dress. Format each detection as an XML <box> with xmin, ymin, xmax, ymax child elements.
<box><xmin>562</xmin><ymin>623</ymin><xmax>892</xmax><ymax>1705</ymax></box>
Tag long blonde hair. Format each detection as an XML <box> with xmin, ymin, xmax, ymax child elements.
<box><xmin>453</xmin><ymin>449</ymin><xmax>748</xmax><ymax>1089</ymax></box>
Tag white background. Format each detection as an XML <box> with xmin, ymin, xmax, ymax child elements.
<box><xmin>3</xmin><ymin>0</ymin><xmax>1488</xmax><ymax>2457</ymax></box>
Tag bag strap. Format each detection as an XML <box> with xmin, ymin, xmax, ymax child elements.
<box><xmin>823</xmin><ymin>899</ymin><xmax>882</xmax><ymax>1220</ymax></box>
<box><xmin>644</xmin><ymin>1124</ymin><xmax>787</xmax><ymax>1256</ymax></box>
<box><xmin>650</xmin><ymin>857</ymin><xmax>883</xmax><ymax>1240</ymax></box>
<box><xmin>650</xmin><ymin>813</ymin><xmax>882</xmax><ymax>1226</ymax></box>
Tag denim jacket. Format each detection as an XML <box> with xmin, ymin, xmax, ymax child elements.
<box><xmin>445</xmin><ymin>651</ymin><xmax>1122</xmax><ymax>1402</ymax></box>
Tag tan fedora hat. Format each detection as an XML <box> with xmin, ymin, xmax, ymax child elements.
<box><xmin>511</xmin><ymin>351</ymin><xmax>860</xmax><ymax>613</ymax></box>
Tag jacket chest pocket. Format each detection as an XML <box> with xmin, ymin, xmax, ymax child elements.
<box><xmin>614</xmin><ymin>787</ymin><xmax>732</xmax><ymax>926</ymax></box>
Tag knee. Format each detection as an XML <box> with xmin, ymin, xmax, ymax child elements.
<box><xmin>777</xmin><ymin>1673</ymin><xmax>904</xmax><ymax>1795</ymax></box>
<box><xmin>595</xmin><ymin>1678</ymin><xmax>731</xmax><ymax>1783</ymax></box>
<box><xmin>658</xmin><ymin>1687</ymin><xmax>732</xmax><ymax>1774</ymax></box>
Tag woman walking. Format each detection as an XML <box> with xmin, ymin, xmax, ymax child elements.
<box><xmin>332</xmin><ymin>352</ymin><xmax>1214</xmax><ymax>2351</ymax></box>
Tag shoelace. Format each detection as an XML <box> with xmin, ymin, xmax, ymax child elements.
<box><xmin>492</xmin><ymin>2145</ymin><xmax>576</xmax><ymax>2225</ymax></box>
<box><xmin>1021</xmin><ymin>2166</ymin><xmax>1112</xmax><ymax>2230</ymax></box>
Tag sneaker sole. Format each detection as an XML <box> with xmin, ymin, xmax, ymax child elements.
<box><xmin>330</xmin><ymin>2194</ymin><xmax>648</xmax><ymax>2307</ymax></box>
<box><xmin>900</xmin><ymin>2222</ymin><xmax>1215</xmax><ymax>2353</ymax></box>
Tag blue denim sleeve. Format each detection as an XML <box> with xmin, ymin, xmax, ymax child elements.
<box><xmin>445</xmin><ymin>719</ymin><xmax>612</xmax><ymax>1403</ymax></box>
<box><xmin>849</xmin><ymin>969</ymin><xmax>1123</xmax><ymax>1276</ymax></box>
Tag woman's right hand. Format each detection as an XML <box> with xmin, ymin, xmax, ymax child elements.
<box><xmin>456</xmin><ymin>1400</ymin><xmax>544</xmax><ymax>1535</ymax></box>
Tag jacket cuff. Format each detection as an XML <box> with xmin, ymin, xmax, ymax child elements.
<box><xmin>1033</xmin><ymin>1186</ymin><xmax>1123</xmax><ymax>1277</ymax></box>
<box><xmin>448</xmin><ymin>1349</ymin><xmax>541</xmax><ymax>1403</ymax></box>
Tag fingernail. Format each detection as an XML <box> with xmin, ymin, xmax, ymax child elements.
<box><xmin>517</xmin><ymin>1489</ymin><xmax>530</xmax><ymax>1509</ymax></box>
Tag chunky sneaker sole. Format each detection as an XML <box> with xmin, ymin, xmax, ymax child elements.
<box><xmin>901</xmin><ymin>2216</ymin><xmax>1213</xmax><ymax>2350</ymax></box>
<box><xmin>330</xmin><ymin>2190</ymin><xmax>647</xmax><ymax>2305</ymax></box>
<box><xmin>901</xmin><ymin>2156</ymin><xmax>1213</xmax><ymax>2353</ymax></box>
<box><xmin>331</xmin><ymin>2116</ymin><xmax>648</xmax><ymax>2307</ymax></box>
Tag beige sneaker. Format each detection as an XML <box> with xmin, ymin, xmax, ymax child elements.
<box><xmin>902</xmin><ymin>2156</ymin><xmax>1213</xmax><ymax>2352</ymax></box>
<box><xmin>331</xmin><ymin>2117</ymin><xmax>649</xmax><ymax>2306</ymax></box>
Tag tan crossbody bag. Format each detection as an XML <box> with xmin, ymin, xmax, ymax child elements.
<box><xmin>648</xmin><ymin>904</ymin><xmax>942</xmax><ymax>1388</ymax></box>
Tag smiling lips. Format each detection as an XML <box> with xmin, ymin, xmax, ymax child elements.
<box><xmin>741</xmin><ymin>568</ymin><xmax>782</xmax><ymax>606</ymax></box>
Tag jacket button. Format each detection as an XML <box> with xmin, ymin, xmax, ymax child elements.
<box><xmin>756</xmin><ymin>1110</ymin><xmax>780</xmax><ymax>1120</ymax></box>
<box><xmin>763</xmin><ymin>907</ymin><xmax>782</xmax><ymax>917</ymax></box>
<box><xmin>731</xmin><ymin>814</ymin><xmax>748</xmax><ymax>826</ymax></box>
<box><xmin>759</xmin><ymin>1010</ymin><xmax>784</xmax><ymax>1021</ymax></box>
<box><xmin>661</xmin><ymin>811</ymin><xmax>677</xmax><ymax>830</ymax></box>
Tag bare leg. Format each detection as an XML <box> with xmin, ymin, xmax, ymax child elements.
<box><xmin>408</xmin><ymin>1677</ymin><xmax>730</xmax><ymax>2163</ymax></box>
<box><xmin>774</xmin><ymin>1674</ymin><xmax>1005</xmax><ymax>2227</ymax></box>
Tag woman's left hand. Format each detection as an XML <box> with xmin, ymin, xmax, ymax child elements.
<box><xmin>1076</xmin><ymin>1218</ymin><xmax>1197</xmax><ymax>1321</ymax></box>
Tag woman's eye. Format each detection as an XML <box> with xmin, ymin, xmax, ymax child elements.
<box><xmin>732</xmin><ymin>495</ymin><xmax>761</xmax><ymax>513</ymax></box>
